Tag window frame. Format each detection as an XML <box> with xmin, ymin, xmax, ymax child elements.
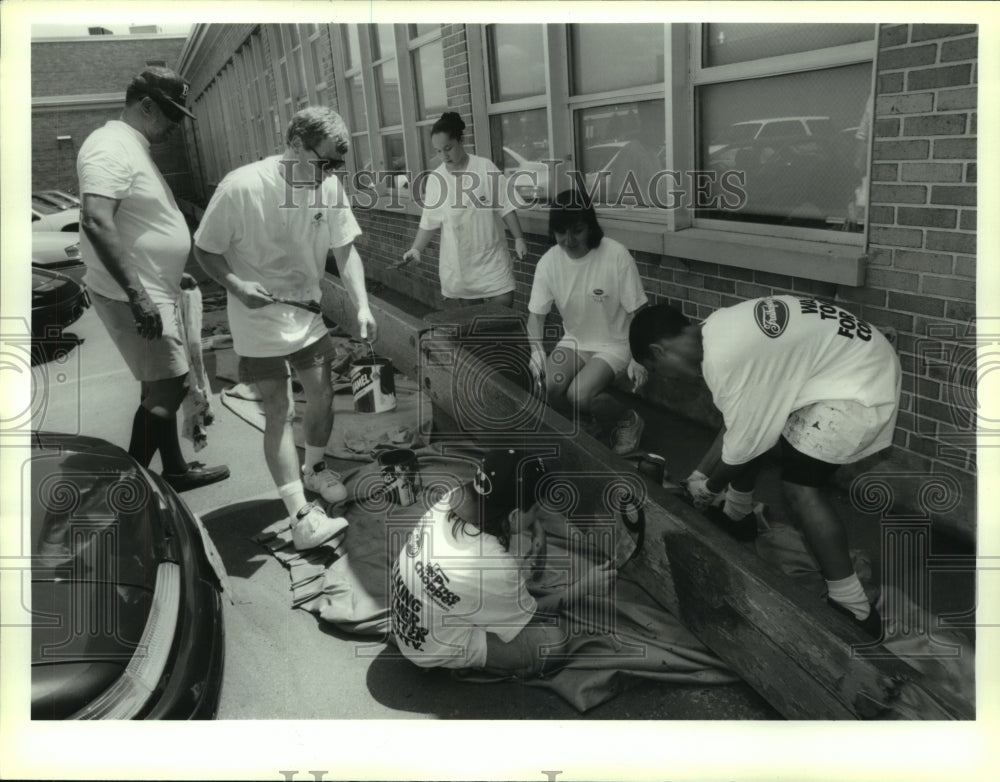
<box><xmin>471</xmin><ymin>22</ymin><xmax>873</xmax><ymax>285</ymax></box>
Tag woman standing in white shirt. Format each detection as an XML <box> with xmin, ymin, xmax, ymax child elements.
<box><xmin>400</xmin><ymin>112</ymin><xmax>527</xmax><ymax>306</ymax></box>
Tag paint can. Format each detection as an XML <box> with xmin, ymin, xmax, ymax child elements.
<box><xmin>637</xmin><ymin>453</ymin><xmax>666</xmax><ymax>484</ymax></box>
<box><xmin>378</xmin><ymin>448</ymin><xmax>421</xmax><ymax>506</ymax></box>
<box><xmin>350</xmin><ymin>356</ymin><xmax>397</xmax><ymax>413</ymax></box>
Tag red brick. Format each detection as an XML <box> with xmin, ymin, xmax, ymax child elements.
<box><xmin>894</xmin><ymin>250</ymin><xmax>953</xmax><ymax>274</ymax></box>
<box><xmin>878</xmin><ymin>44</ymin><xmax>937</xmax><ymax>70</ymax></box>
<box><xmin>879</xmin><ymin>25</ymin><xmax>909</xmax><ymax>47</ymax></box>
<box><xmin>901</xmin><ymin>114</ymin><xmax>967</xmax><ymax>136</ymax></box>
<box><xmin>953</xmin><ymin>255</ymin><xmax>976</xmax><ymax>277</ymax></box>
<box><xmin>873</xmin><ymin>139</ymin><xmax>930</xmax><ymax>161</ymax></box>
<box><xmin>868</xmin><ymin>205</ymin><xmax>895</xmax><ymax>224</ymax></box>
<box><xmin>926</xmin><ymin>230</ymin><xmax>976</xmax><ymax>254</ymax></box>
<box><xmin>945</xmin><ymin>300</ymin><xmax>975</xmax><ymax>323</ymax></box>
<box><xmin>861</xmin><ymin>306</ymin><xmax>915</xmax><ymax>333</ymax></box>
<box><xmin>703</xmin><ymin>276</ymin><xmax>735</xmax><ymax>294</ymax></box>
<box><xmin>936</xmin><ymin>87</ymin><xmax>977</xmax><ymax>110</ymax></box>
<box><xmin>871</xmin><ymin>163</ymin><xmax>898</xmax><ymax>182</ymax></box>
<box><xmin>940</xmin><ymin>37</ymin><xmax>978</xmax><ymax>62</ymax></box>
<box><xmin>878</xmin><ymin>72</ymin><xmax>904</xmax><ymax>94</ymax></box>
<box><xmin>866</xmin><ymin>267</ymin><xmax>920</xmax><ymax>291</ymax></box>
<box><xmin>930</xmin><ymin>185</ymin><xmax>976</xmax><ymax>206</ymax></box>
<box><xmin>959</xmin><ymin>210</ymin><xmax>976</xmax><ymax>231</ymax></box>
<box><xmin>874</xmin><ymin>118</ymin><xmax>900</xmax><ymax>137</ymax></box>
<box><xmin>932</xmin><ymin>138</ymin><xmax>976</xmax><ymax>159</ymax></box>
<box><xmin>965</xmin><ymin>162</ymin><xmax>976</xmax><ymax>183</ymax></box>
<box><xmin>869</xmin><ymin>183</ymin><xmax>927</xmax><ymax>203</ymax></box>
<box><xmin>869</xmin><ymin>225</ymin><xmax>924</xmax><ymax>248</ymax></box>
<box><xmin>900</xmin><ymin>162</ymin><xmax>964</xmax><ymax>182</ymax></box>
<box><xmin>887</xmin><ymin>291</ymin><xmax>946</xmax><ymax>317</ymax></box>
<box><xmin>876</xmin><ymin>94</ymin><xmax>934</xmax><ymax>115</ymax></box>
<box><xmin>836</xmin><ymin>286</ymin><xmax>887</xmax><ymax>307</ymax></box>
<box><xmin>897</xmin><ymin>206</ymin><xmax>957</xmax><ymax>228</ymax></box>
<box><xmin>907</xmin><ymin>64</ymin><xmax>972</xmax><ymax>90</ymax></box>
<box><xmin>910</xmin><ymin>24</ymin><xmax>978</xmax><ymax>42</ymax></box>
<box><xmin>921</xmin><ymin>275</ymin><xmax>975</xmax><ymax>299</ymax></box>
<box><xmin>735</xmin><ymin>282</ymin><xmax>772</xmax><ymax>300</ymax></box>
<box><xmin>754</xmin><ymin>271</ymin><xmax>793</xmax><ymax>289</ymax></box>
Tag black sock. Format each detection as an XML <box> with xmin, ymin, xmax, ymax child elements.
<box><xmin>128</xmin><ymin>406</ymin><xmax>188</xmax><ymax>473</ymax></box>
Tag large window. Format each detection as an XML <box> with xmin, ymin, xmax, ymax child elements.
<box><xmin>484</xmin><ymin>24</ymin><xmax>552</xmax><ymax>203</ymax></box>
<box><xmin>694</xmin><ymin>24</ymin><xmax>875</xmax><ymax>235</ymax></box>
<box><xmin>476</xmin><ymin>22</ymin><xmax>874</xmax><ymax>247</ymax></box>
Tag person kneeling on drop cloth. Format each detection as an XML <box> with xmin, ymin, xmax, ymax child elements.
<box><xmin>193</xmin><ymin>106</ymin><xmax>378</xmax><ymax>552</ymax></box>
<box><xmin>526</xmin><ymin>189</ymin><xmax>649</xmax><ymax>455</ymax></box>
<box><xmin>629</xmin><ymin>297</ymin><xmax>901</xmax><ymax>637</ymax></box>
<box><xmin>390</xmin><ymin>449</ymin><xmax>614</xmax><ymax>678</ymax></box>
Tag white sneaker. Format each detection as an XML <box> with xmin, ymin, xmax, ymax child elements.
<box><xmin>610</xmin><ymin>410</ymin><xmax>644</xmax><ymax>455</ymax></box>
<box><xmin>303</xmin><ymin>461</ymin><xmax>348</xmax><ymax>503</ymax></box>
<box><xmin>291</xmin><ymin>502</ymin><xmax>349</xmax><ymax>551</ymax></box>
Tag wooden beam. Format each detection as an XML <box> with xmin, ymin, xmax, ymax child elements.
<box><xmin>415</xmin><ymin>307</ymin><xmax>973</xmax><ymax>721</ymax></box>
<box><xmin>317</xmin><ymin>285</ymin><xmax>972</xmax><ymax>720</ymax></box>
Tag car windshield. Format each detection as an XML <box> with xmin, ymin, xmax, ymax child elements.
<box><xmin>32</xmin><ymin>198</ymin><xmax>61</xmax><ymax>215</ymax></box>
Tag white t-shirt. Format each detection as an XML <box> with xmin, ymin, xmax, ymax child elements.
<box><xmin>418</xmin><ymin>155</ymin><xmax>516</xmax><ymax>299</ymax></box>
<box><xmin>702</xmin><ymin>295</ymin><xmax>901</xmax><ymax>466</ymax></box>
<box><xmin>528</xmin><ymin>237</ymin><xmax>648</xmax><ymax>353</ymax></box>
<box><xmin>390</xmin><ymin>494</ymin><xmax>536</xmax><ymax>670</ymax></box>
<box><xmin>77</xmin><ymin>120</ymin><xmax>191</xmax><ymax>305</ymax></box>
<box><xmin>193</xmin><ymin>156</ymin><xmax>362</xmax><ymax>357</ymax></box>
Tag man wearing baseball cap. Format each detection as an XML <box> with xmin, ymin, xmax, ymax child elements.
<box><xmin>390</xmin><ymin>448</ymin><xmax>614</xmax><ymax>677</ymax></box>
<box><xmin>78</xmin><ymin>66</ymin><xmax>228</xmax><ymax>492</ymax></box>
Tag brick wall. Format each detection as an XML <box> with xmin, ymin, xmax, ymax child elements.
<box><xmin>180</xmin><ymin>23</ymin><xmax>979</xmax><ymax>539</ymax></box>
<box><xmin>31</xmin><ymin>36</ymin><xmax>192</xmax><ymax>196</ymax></box>
<box><xmin>32</xmin><ymin>36</ymin><xmax>189</xmax><ymax>98</ymax></box>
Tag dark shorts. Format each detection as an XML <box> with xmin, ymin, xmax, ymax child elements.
<box><xmin>779</xmin><ymin>436</ymin><xmax>842</xmax><ymax>488</ymax></box>
<box><xmin>238</xmin><ymin>333</ymin><xmax>338</xmax><ymax>383</ymax></box>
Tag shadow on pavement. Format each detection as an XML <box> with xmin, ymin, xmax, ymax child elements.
<box><xmin>200</xmin><ymin>498</ymin><xmax>289</xmax><ymax>581</ymax></box>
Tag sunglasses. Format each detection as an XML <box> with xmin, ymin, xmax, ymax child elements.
<box><xmin>308</xmin><ymin>146</ymin><xmax>346</xmax><ymax>174</ymax></box>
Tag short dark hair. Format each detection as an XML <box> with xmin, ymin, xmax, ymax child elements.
<box><xmin>431</xmin><ymin>111</ymin><xmax>466</xmax><ymax>141</ymax></box>
<box><xmin>629</xmin><ymin>303</ymin><xmax>691</xmax><ymax>363</ymax></box>
<box><xmin>548</xmin><ymin>189</ymin><xmax>604</xmax><ymax>248</ymax></box>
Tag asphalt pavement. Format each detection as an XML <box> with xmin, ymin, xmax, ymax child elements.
<box><xmin>31</xmin><ymin>297</ymin><xmax>780</xmax><ymax>720</ymax></box>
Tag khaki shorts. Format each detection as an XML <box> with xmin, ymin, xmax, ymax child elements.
<box><xmin>237</xmin><ymin>333</ymin><xmax>338</xmax><ymax>383</ymax></box>
<box><xmin>91</xmin><ymin>292</ymin><xmax>189</xmax><ymax>382</ymax></box>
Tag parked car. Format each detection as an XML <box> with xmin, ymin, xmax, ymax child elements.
<box><xmin>501</xmin><ymin>146</ymin><xmax>550</xmax><ymax>203</ymax></box>
<box><xmin>32</xmin><ymin>199</ymin><xmax>80</xmax><ymax>233</ymax></box>
<box><xmin>581</xmin><ymin>141</ymin><xmax>666</xmax><ymax>203</ymax></box>
<box><xmin>31</xmin><ymin>266</ymin><xmax>91</xmax><ymax>336</ymax></box>
<box><xmin>34</xmin><ymin>190</ymin><xmax>82</xmax><ymax>210</ymax></box>
<box><xmin>708</xmin><ymin>115</ymin><xmax>835</xmax><ymax>156</ymax></box>
<box><xmin>704</xmin><ymin>132</ymin><xmax>860</xmax><ymax>228</ymax></box>
<box><xmin>30</xmin><ymin>431</ymin><xmax>227</xmax><ymax>719</ymax></box>
<box><xmin>32</xmin><ymin>231</ymin><xmax>82</xmax><ymax>271</ymax></box>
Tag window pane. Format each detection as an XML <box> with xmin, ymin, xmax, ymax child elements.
<box><xmin>419</xmin><ymin>129</ymin><xmax>438</xmax><ymax>171</ymax></box>
<box><xmin>409</xmin><ymin>23</ymin><xmax>439</xmax><ymax>38</ymax></box>
<box><xmin>570</xmin><ymin>24</ymin><xmax>664</xmax><ymax>94</ymax></box>
<box><xmin>310</xmin><ymin>38</ymin><xmax>326</xmax><ymax>83</ymax></box>
<box><xmin>383</xmin><ymin>133</ymin><xmax>408</xmax><ymax>190</ymax></box>
<box><xmin>697</xmin><ymin>63</ymin><xmax>872</xmax><ymax>232</ymax></box>
<box><xmin>343</xmin><ymin>26</ymin><xmax>361</xmax><ymax>69</ymax></box>
<box><xmin>287</xmin><ymin>24</ymin><xmax>301</xmax><ymax>51</ymax></box>
<box><xmin>373</xmin><ymin>24</ymin><xmax>395</xmax><ymax>60</ymax></box>
<box><xmin>703</xmin><ymin>23</ymin><xmax>875</xmax><ymax>68</ymax></box>
<box><xmin>412</xmin><ymin>40</ymin><xmax>448</xmax><ymax>119</ymax></box>
<box><xmin>346</xmin><ymin>74</ymin><xmax>367</xmax><ymax>129</ymax></box>
<box><xmin>574</xmin><ymin>100</ymin><xmax>665</xmax><ymax>206</ymax></box>
<box><xmin>269</xmin><ymin>24</ymin><xmax>285</xmax><ymax>58</ymax></box>
<box><xmin>486</xmin><ymin>24</ymin><xmax>546</xmax><ymax>102</ymax></box>
<box><xmin>376</xmin><ymin>60</ymin><xmax>401</xmax><ymax>126</ymax></box>
<box><xmin>352</xmin><ymin>133</ymin><xmax>373</xmax><ymax>187</ymax></box>
<box><xmin>489</xmin><ymin>109</ymin><xmax>551</xmax><ymax>203</ymax></box>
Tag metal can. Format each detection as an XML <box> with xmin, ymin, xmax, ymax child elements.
<box><xmin>637</xmin><ymin>453</ymin><xmax>666</xmax><ymax>484</ymax></box>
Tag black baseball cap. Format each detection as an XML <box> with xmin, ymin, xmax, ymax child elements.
<box><xmin>129</xmin><ymin>66</ymin><xmax>195</xmax><ymax>121</ymax></box>
<box><xmin>450</xmin><ymin>449</ymin><xmax>547</xmax><ymax>529</ymax></box>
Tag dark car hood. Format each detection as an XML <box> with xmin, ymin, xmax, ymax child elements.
<box><xmin>30</xmin><ymin>433</ymin><xmax>176</xmax><ymax>718</ymax></box>
<box><xmin>31</xmin><ymin>432</ymin><xmax>168</xmax><ymax>592</ymax></box>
